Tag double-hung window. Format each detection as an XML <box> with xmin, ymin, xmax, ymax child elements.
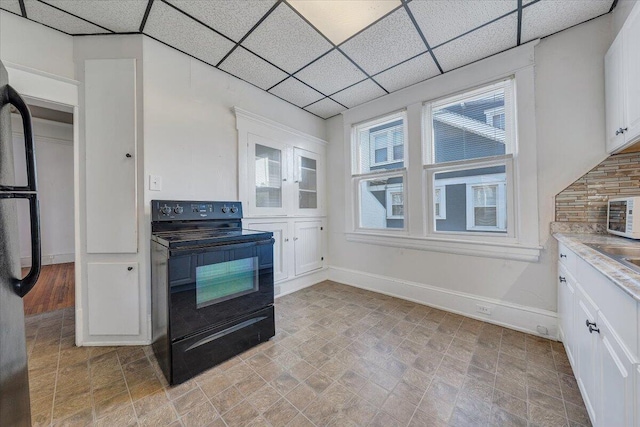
<box><xmin>424</xmin><ymin>79</ymin><xmax>515</xmax><ymax>238</ymax></box>
<box><xmin>352</xmin><ymin>111</ymin><xmax>407</xmax><ymax>231</ymax></box>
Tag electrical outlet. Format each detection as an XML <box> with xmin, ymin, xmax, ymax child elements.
<box><xmin>476</xmin><ymin>304</ymin><xmax>492</xmax><ymax>315</ymax></box>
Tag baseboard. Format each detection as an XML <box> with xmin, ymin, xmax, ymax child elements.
<box><xmin>21</xmin><ymin>253</ymin><xmax>75</xmax><ymax>267</ymax></box>
<box><xmin>275</xmin><ymin>268</ymin><xmax>329</xmax><ymax>298</ymax></box>
<box><xmin>328</xmin><ymin>266</ymin><xmax>559</xmax><ymax>340</ymax></box>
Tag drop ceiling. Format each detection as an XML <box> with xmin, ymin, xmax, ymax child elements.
<box><xmin>0</xmin><ymin>0</ymin><xmax>615</xmax><ymax>119</ymax></box>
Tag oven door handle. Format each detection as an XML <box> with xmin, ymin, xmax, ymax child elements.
<box><xmin>169</xmin><ymin>238</ymin><xmax>274</xmax><ymax>256</ymax></box>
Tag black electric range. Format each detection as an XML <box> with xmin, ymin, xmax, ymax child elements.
<box><xmin>150</xmin><ymin>200</ymin><xmax>275</xmax><ymax>385</ymax></box>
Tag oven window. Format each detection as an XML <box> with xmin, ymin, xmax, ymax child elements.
<box><xmin>196</xmin><ymin>257</ymin><xmax>259</xmax><ymax>308</ymax></box>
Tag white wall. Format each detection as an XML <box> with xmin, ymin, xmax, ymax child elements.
<box><xmin>11</xmin><ymin>116</ymin><xmax>74</xmax><ymax>266</ymax></box>
<box><xmin>325</xmin><ymin>14</ymin><xmax>613</xmax><ymax>337</ymax></box>
<box><xmin>0</xmin><ymin>11</ymin><xmax>74</xmax><ymax>79</ymax></box>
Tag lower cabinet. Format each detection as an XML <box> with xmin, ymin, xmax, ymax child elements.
<box><xmin>245</xmin><ymin>218</ymin><xmax>325</xmax><ymax>284</ymax></box>
<box><xmin>87</xmin><ymin>262</ymin><xmax>140</xmax><ymax>336</ymax></box>
<box><xmin>597</xmin><ymin>313</ymin><xmax>636</xmax><ymax>427</ymax></box>
<box><xmin>294</xmin><ymin>220</ymin><xmax>323</xmax><ymax>276</ymax></box>
<box><xmin>557</xmin><ymin>242</ymin><xmax>639</xmax><ymax>427</ymax></box>
<box><xmin>574</xmin><ymin>283</ymin><xmax>600</xmax><ymax>424</ymax></box>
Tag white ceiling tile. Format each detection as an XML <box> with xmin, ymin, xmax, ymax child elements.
<box><xmin>23</xmin><ymin>0</ymin><xmax>108</xmax><ymax>34</ymax></box>
<box><xmin>432</xmin><ymin>13</ymin><xmax>517</xmax><ymax>72</ymax></box>
<box><xmin>145</xmin><ymin>0</ymin><xmax>235</xmax><ymax>66</ymax></box>
<box><xmin>331</xmin><ymin>79</ymin><xmax>386</xmax><ymax>108</ymax></box>
<box><xmin>288</xmin><ymin>0</ymin><xmax>401</xmax><ymax>44</ymax></box>
<box><xmin>0</xmin><ymin>0</ymin><xmax>22</xmax><ymax>16</ymax></box>
<box><xmin>521</xmin><ymin>0</ymin><xmax>612</xmax><ymax>43</ymax></box>
<box><xmin>340</xmin><ymin>7</ymin><xmax>426</xmax><ymax>76</ymax></box>
<box><xmin>242</xmin><ymin>3</ymin><xmax>333</xmax><ymax>74</ymax></box>
<box><xmin>166</xmin><ymin>0</ymin><xmax>277</xmax><ymax>42</ymax></box>
<box><xmin>40</xmin><ymin>0</ymin><xmax>147</xmax><ymax>32</ymax></box>
<box><xmin>408</xmin><ymin>0</ymin><xmax>517</xmax><ymax>48</ymax></box>
<box><xmin>305</xmin><ymin>98</ymin><xmax>346</xmax><ymax>119</ymax></box>
<box><xmin>220</xmin><ymin>47</ymin><xmax>288</xmax><ymax>90</ymax></box>
<box><xmin>374</xmin><ymin>52</ymin><xmax>440</xmax><ymax>92</ymax></box>
<box><xmin>295</xmin><ymin>49</ymin><xmax>367</xmax><ymax>96</ymax></box>
<box><xmin>269</xmin><ymin>78</ymin><xmax>324</xmax><ymax>107</ymax></box>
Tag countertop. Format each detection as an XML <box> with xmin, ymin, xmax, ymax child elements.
<box><xmin>553</xmin><ymin>233</ymin><xmax>640</xmax><ymax>302</ymax></box>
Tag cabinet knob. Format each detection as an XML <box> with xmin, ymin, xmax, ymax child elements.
<box><xmin>284</xmin><ymin>238</ymin><xmax>289</xmax><ymax>242</ymax></box>
<box><xmin>585</xmin><ymin>319</ymin><xmax>596</xmax><ymax>328</ymax></box>
<box><xmin>126</xmin><ymin>153</ymin><xmax>132</xmax><ymax>158</ymax></box>
<box><xmin>560</xmin><ymin>253</ymin><xmax>567</xmax><ymax>258</ymax></box>
<box><xmin>127</xmin><ymin>266</ymin><xmax>134</xmax><ymax>271</ymax></box>
<box><xmin>588</xmin><ymin>325</ymin><xmax>600</xmax><ymax>334</ymax></box>
<box><xmin>559</xmin><ymin>276</ymin><xmax>566</xmax><ymax>283</ymax></box>
<box><xmin>293</xmin><ymin>237</ymin><xmax>298</xmax><ymax>241</ymax></box>
<box><xmin>615</xmin><ymin>127</ymin><xmax>628</xmax><ymax>135</ymax></box>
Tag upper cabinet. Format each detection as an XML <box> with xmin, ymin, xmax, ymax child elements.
<box><xmin>85</xmin><ymin>59</ymin><xmax>138</xmax><ymax>253</ymax></box>
<box><xmin>236</xmin><ymin>108</ymin><xmax>326</xmax><ymax>218</ymax></box>
<box><xmin>605</xmin><ymin>2</ymin><xmax>640</xmax><ymax>153</ymax></box>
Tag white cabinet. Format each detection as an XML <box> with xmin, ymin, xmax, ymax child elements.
<box><xmin>293</xmin><ymin>148</ymin><xmax>323</xmax><ymax>216</ymax></box>
<box><xmin>597</xmin><ymin>313</ymin><xmax>635</xmax><ymax>427</ymax></box>
<box><xmin>248</xmin><ymin>133</ymin><xmax>290</xmax><ymax>217</ymax></box>
<box><xmin>556</xmin><ymin>241</ymin><xmax>640</xmax><ymax>426</ymax></box>
<box><xmin>87</xmin><ymin>262</ymin><xmax>140</xmax><ymax>336</ymax></box>
<box><xmin>85</xmin><ymin>59</ymin><xmax>138</xmax><ymax>253</ymax></box>
<box><xmin>294</xmin><ymin>220</ymin><xmax>323</xmax><ymax>275</ymax></box>
<box><xmin>605</xmin><ymin>1</ymin><xmax>640</xmax><ymax>153</ymax></box>
<box><xmin>574</xmin><ymin>283</ymin><xmax>600</xmax><ymax>424</ymax></box>
<box><xmin>245</xmin><ymin>221</ymin><xmax>290</xmax><ymax>283</ymax></box>
<box><xmin>558</xmin><ymin>265</ymin><xmax>576</xmax><ymax>366</ymax></box>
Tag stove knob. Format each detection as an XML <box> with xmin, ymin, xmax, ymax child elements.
<box><xmin>221</xmin><ymin>206</ymin><xmax>230</xmax><ymax>214</ymax></box>
<box><xmin>230</xmin><ymin>206</ymin><xmax>238</xmax><ymax>214</ymax></box>
<box><xmin>160</xmin><ymin>206</ymin><xmax>171</xmax><ymax>215</ymax></box>
<box><xmin>174</xmin><ymin>206</ymin><xmax>184</xmax><ymax>215</ymax></box>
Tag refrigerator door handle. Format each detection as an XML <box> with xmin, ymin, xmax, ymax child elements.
<box><xmin>0</xmin><ymin>84</ymin><xmax>38</xmax><ymax>192</ymax></box>
<box><xmin>0</xmin><ymin>193</ymin><xmax>42</xmax><ymax>297</ymax></box>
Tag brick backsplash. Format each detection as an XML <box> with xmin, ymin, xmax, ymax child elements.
<box><xmin>555</xmin><ymin>152</ymin><xmax>640</xmax><ymax>223</ymax></box>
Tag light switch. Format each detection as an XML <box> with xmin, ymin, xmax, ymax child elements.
<box><xmin>149</xmin><ymin>175</ymin><xmax>162</xmax><ymax>191</ymax></box>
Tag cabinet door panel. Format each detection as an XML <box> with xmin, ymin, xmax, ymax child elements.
<box><xmin>88</xmin><ymin>262</ymin><xmax>139</xmax><ymax>336</ymax></box>
<box><xmin>597</xmin><ymin>314</ymin><xmax>635</xmax><ymax>427</ymax></box>
<box><xmin>623</xmin><ymin>3</ymin><xmax>640</xmax><ymax>145</ymax></box>
<box><xmin>248</xmin><ymin>134</ymin><xmax>289</xmax><ymax>216</ymax></box>
<box><xmin>294</xmin><ymin>220</ymin><xmax>323</xmax><ymax>275</ymax></box>
<box><xmin>575</xmin><ymin>285</ymin><xmax>599</xmax><ymax>425</ymax></box>
<box><xmin>246</xmin><ymin>221</ymin><xmax>289</xmax><ymax>283</ymax></box>
<box><xmin>558</xmin><ymin>265</ymin><xmax>576</xmax><ymax>367</ymax></box>
<box><xmin>293</xmin><ymin>148</ymin><xmax>324</xmax><ymax>216</ymax></box>
<box><xmin>605</xmin><ymin>33</ymin><xmax>625</xmax><ymax>152</ymax></box>
<box><xmin>85</xmin><ymin>59</ymin><xmax>137</xmax><ymax>253</ymax></box>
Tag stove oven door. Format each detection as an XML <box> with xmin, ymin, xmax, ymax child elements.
<box><xmin>168</xmin><ymin>238</ymin><xmax>274</xmax><ymax>340</ymax></box>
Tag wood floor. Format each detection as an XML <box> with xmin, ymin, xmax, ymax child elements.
<box><xmin>22</xmin><ymin>262</ymin><xmax>74</xmax><ymax>316</ymax></box>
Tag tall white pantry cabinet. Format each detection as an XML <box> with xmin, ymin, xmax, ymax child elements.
<box><xmin>236</xmin><ymin>108</ymin><xmax>327</xmax><ymax>296</ymax></box>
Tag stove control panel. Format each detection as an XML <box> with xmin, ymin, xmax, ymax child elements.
<box><xmin>151</xmin><ymin>200</ymin><xmax>243</xmax><ymax>221</ymax></box>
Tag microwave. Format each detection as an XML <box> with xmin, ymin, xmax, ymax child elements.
<box><xmin>607</xmin><ymin>196</ymin><xmax>640</xmax><ymax>239</ymax></box>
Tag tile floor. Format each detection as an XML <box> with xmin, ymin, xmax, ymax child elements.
<box><xmin>25</xmin><ymin>281</ymin><xmax>590</xmax><ymax>427</ymax></box>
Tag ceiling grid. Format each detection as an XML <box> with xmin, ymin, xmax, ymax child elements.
<box><xmin>0</xmin><ymin>0</ymin><xmax>616</xmax><ymax>119</ymax></box>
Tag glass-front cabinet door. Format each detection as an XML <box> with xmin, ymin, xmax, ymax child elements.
<box><xmin>248</xmin><ymin>134</ymin><xmax>289</xmax><ymax>216</ymax></box>
<box><xmin>294</xmin><ymin>148</ymin><xmax>323</xmax><ymax>216</ymax></box>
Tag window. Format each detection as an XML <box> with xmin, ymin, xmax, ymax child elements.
<box><xmin>425</xmin><ymin>79</ymin><xmax>514</xmax><ymax>237</ymax></box>
<box><xmin>353</xmin><ymin>112</ymin><xmax>407</xmax><ymax>231</ymax></box>
<box><xmin>434</xmin><ymin>187</ymin><xmax>446</xmax><ymax>220</ymax></box>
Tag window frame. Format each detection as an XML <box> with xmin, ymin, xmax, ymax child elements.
<box><xmin>423</xmin><ymin>78</ymin><xmax>517</xmax><ymax>241</ymax></box>
<box><xmin>351</xmin><ymin>110</ymin><xmax>408</xmax><ymax>234</ymax></box>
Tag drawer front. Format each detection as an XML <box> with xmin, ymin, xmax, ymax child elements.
<box><xmin>558</xmin><ymin>243</ymin><xmax>577</xmax><ymax>273</ymax></box>
<box><xmin>577</xmin><ymin>256</ymin><xmax>638</xmax><ymax>358</ymax></box>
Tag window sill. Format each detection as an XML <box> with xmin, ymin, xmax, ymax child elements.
<box><xmin>344</xmin><ymin>232</ymin><xmax>542</xmax><ymax>262</ymax></box>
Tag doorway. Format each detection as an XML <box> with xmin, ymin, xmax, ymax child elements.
<box><xmin>12</xmin><ymin>102</ymin><xmax>75</xmax><ymax>316</ymax></box>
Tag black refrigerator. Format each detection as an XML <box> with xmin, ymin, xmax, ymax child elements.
<box><xmin>0</xmin><ymin>59</ymin><xmax>42</xmax><ymax>426</ymax></box>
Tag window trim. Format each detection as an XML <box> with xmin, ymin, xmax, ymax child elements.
<box><xmin>425</xmin><ymin>154</ymin><xmax>516</xmax><ymax>242</ymax></box>
<box><xmin>353</xmin><ymin>168</ymin><xmax>408</xmax><ymax>233</ymax></box>
<box><xmin>352</xmin><ymin>110</ymin><xmax>407</xmax><ymax>175</ymax></box>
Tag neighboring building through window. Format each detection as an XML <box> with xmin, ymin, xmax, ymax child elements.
<box><xmin>353</xmin><ymin>112</ymin><xmax>407</xmax><ymax>230</ymax></box>
<box><xmin>425</xmin><ymin>79</ymin><xmax>514</xmax><ymax>236</ymax></box>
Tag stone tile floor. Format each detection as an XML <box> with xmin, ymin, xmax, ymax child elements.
<box><xmin>26</xmin><ymin>281</ymin><xmax>589</xmax><ymax>426</ymax></box>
